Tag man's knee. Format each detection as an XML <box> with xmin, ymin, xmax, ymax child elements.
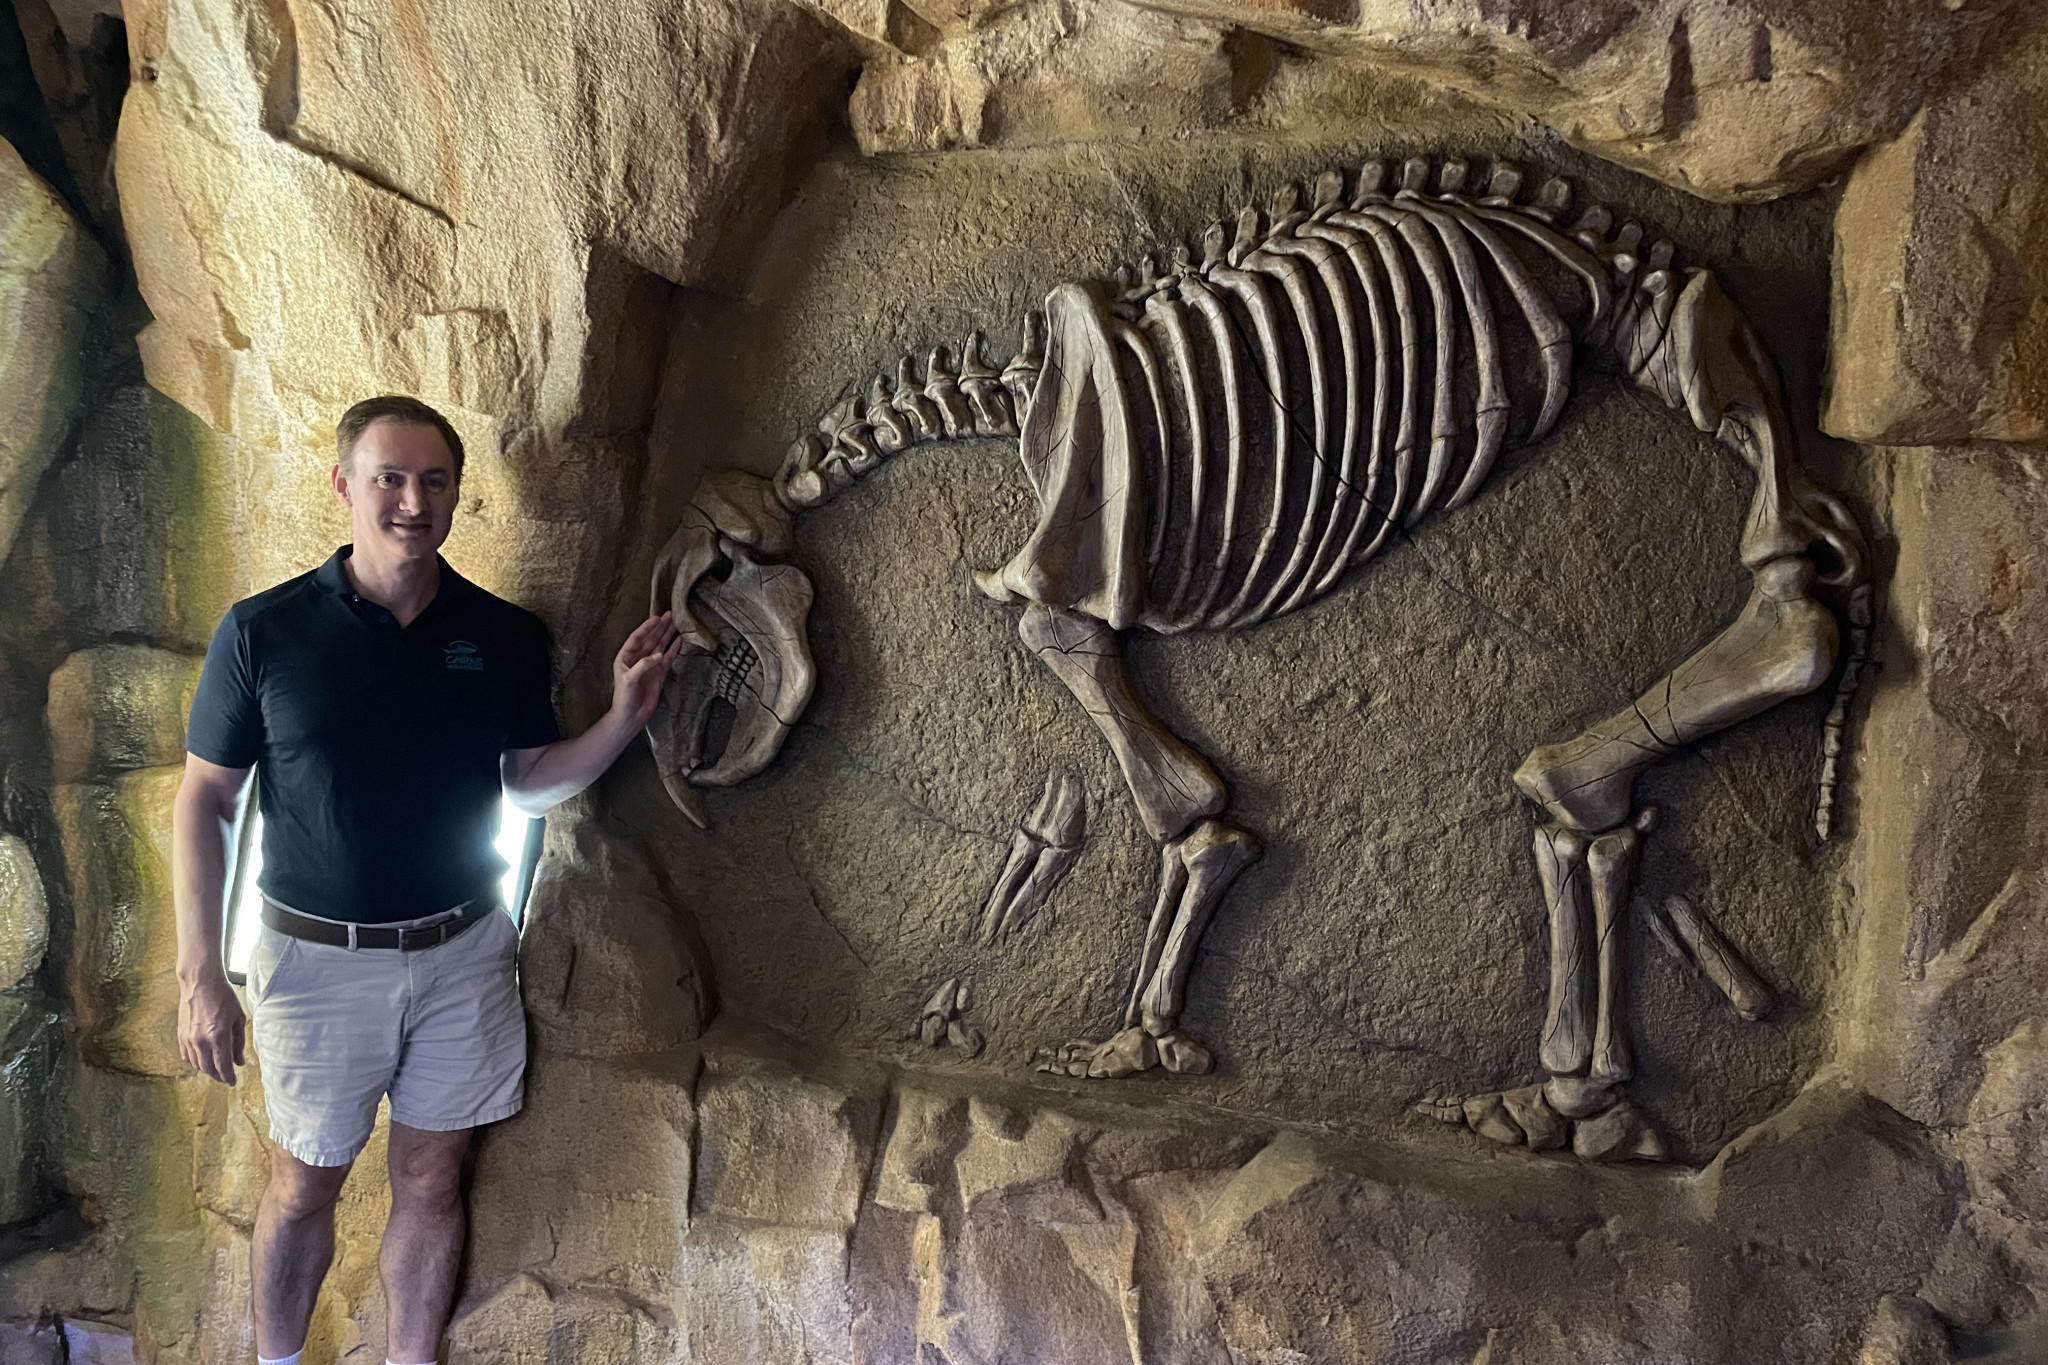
<box><xmin>265</xmin><ymin>1149</ymin><xmax>350</xmax><ymax>1221</ymax></box>
<box><xmin>388</xmin><ymin>1125</ymin><xmax>470</xmax><ymax>1208</ymax></box>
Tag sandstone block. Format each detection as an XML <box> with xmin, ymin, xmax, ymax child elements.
<box><xmin>53</xmin><ymin>767</ymin><xmax>185</xmax><ymax>1077</ymax></box>
<box><xmin>1695</xmin><ymin>1075</ymin><xmax>1963</xmax><ymax>1296</ymax></box>
<box><xmin>518</xmin><ymin>819</ymin><xmax>705</xmax><ymax>1059</ymax></box>
<box><xmin>1825</xmin><ymin>22</ymin><xmax>2048</xmax><ymax>444</ymax></box>
<box><xmin>183</xmin><ymin>1214</ymin><xmax>255</xmax><ymax>1365</ymax></box>
<box><xmin>690</xmin><ymin>1041</ymin><xmax>884</xmax><ymax>1231</ymax></box>
<box><xmin>0</xmin><ymin>837</ymin><xmax>50</xmax><ymax>990</ymax></box>
<box><xmin>872</xmin><ymin>1088</ymin><xmax>967</xmax><ymax>1215</ymax></box>
<box><xmin>58</xmin><ymin>1321</ymin><xmax>133</xmax><ymax>1364</ymax></box>
<box><xmin>0</xmin><ymin>135</ymin><xmax>107</xmax><ymax>572</ymax></box>
<box><xmin>448</xmin><ymin>1274</ymin><xmax>675</xmax><ymax>1365</ymax></box>
<box><xmin>190</xmin><ymin>1080</ymin><xmax>268</xmax><ymax>1231</ymax></box>
<box><xmin>21</xmin><ymin>386</ymin><xmax>206</xmax><ymax>651</ymax></box>
<box><xmin>1958</xmin><ymin>1018</ymin><xmax>2048</xmax><ymax>1227</ymax></box>
<box><xmin>465</xmin><ymin>1048</ymin><xmax>696</xmax><ymax>1300</ymax></box>
<box><xmin>674</xmin><ymin>1222</ymin><xmax>856</xmax><ymax>1363</ymax></box>
<box><xmin>47</xmin><ymin>646</ymin><xmax>204</xmax><ymax>784</ymax></box>
<box><xmin>831</xmin><ymin>0</ymin><xmax>2023</xmax><ymax>200</ymax></box>
<box><xmin>1903</xmin><ymin>452</ymin><xmax>2048</xmax><ymax>760</ymax></box>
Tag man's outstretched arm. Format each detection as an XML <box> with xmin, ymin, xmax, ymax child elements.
<box><xmin>500</xmin><ymin>610</ymin><xmax>681</xmax><ymax>816</ymax></box>
<box><xmin>172</xmin><ymin>754</ymin><xmax>253</xmax><ymax>1084</ymax></box>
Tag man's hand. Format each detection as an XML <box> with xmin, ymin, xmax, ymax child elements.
<box><xmin>172</xmin><ymin>754</ymin><xmax>252</xmax><ymax>1085</ymax></box>
<box><xmin>179</xmin><ymin>964</ymin><xmax>246</xmax><ymax>1084</ymax></box>
<box><xmin>503</xmin><ymin>612</ymin><xmax>688</xmax><ymax>817</ymax></box>
<box><xmin>612</xmin><ymin>610</ymin><xmax>683</xmax><ymax>729</ymax></box>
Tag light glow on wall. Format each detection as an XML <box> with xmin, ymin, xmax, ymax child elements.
<box><xmin>225</xmin><ymin>794</ymin><xmax>539</xmax><ymax>977</ymax></box>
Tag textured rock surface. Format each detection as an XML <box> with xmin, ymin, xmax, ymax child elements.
<box><xmin>52</xmin><ymin>767</ymin><xmax>184</xmax><ymax>1077</ymax></box>
<box><xmin>0</xmin><ymin>996</ymin><xmax>61</xmax><ymax>1223</ymax></box>
<box><xmin>45</xmin><ymin>646</ymin><xmax>202</xmax><ymax>784</ymax></box>
<box><xmin>823</xmin><ymin>0</ymin><xmax>2024</xmax><ymax>202</ymax></box>
<box><xmin>0</xmin><ymin>835</ymin><xmax>50</xmax><ymax>991</ymax></box>
<box><xmin>0</xmin><ymin>1320</ymin><xmax>66</xmax><ymax>1364</ymax></box>
<box><xmin>113</xmin><ymin>0</ymin><xmax>856</xmax><ymax>680</ymax></box>
<box><xmin>0</xmin><ymin>134</ymin><xmax>105</xmax><ymax>572</ymax></box>
<box><xmin>1825</xmin><ymin>18</ymin><xmax>2048</xmax><ymax>445</ymax></box>
<box><xmin>443</xmin><ymin>1023</ymin><xmax>1967</xmax><ymax>1364</ymax></box>
<box><xmin>517</xmin><ymin>816</ymin><xmax>707</xmax><ymax>1059</ymax></box>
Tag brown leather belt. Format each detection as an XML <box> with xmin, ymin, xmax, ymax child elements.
<box><xmin>260</xmin><ymin>896</ymin><xmax>497</xmax><ymax>951</ymax></box>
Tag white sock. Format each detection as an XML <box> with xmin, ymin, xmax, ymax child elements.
<box><xmin>257</xmin><ymin>1353</ymin><xmax>302</xmax><ymax>1365</ymax></box>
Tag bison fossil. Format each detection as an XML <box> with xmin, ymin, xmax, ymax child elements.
<box><xmin>645</xmin><ymin>155</ymin><xmax>1872</xmax><ymax>1162</ymax></box>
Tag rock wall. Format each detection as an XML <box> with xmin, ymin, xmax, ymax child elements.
<box><xmin>0</xmin><ymin>0</ymin><xmax>2046</xmax><ymax>1361</ymax></box>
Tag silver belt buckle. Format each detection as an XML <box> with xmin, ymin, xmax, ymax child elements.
<box><xmin>346</xmin><ymin>922</ymin><xmax>359</xmax><ymax>951</ymax></box>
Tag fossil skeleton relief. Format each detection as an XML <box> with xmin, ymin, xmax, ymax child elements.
<box><xmin>644</xmin><ymin>154</ymin><xmax>1873</xmax><ymax>1162</ymax></box>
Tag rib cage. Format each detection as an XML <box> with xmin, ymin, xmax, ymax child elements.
<box><xmin>1109</xmin><ymin>158</ymin><xmax>1608</xmax><ymax>632</ymax></box>
<box><xmin>775</xmin><ymin>154</ymin><xmax>1677</xmax><ymax>636</ymax></box>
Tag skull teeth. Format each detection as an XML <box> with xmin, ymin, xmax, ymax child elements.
<box><xmin>713</xmin><ymin>635</ymin><xmax>757</xmax><ymax>704</ymax></box>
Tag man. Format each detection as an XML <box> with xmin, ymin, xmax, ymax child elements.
<box><xmin>170</xmin><ymin>395</ymin><xmax>679</xmax><ymax>1365</ymax></box>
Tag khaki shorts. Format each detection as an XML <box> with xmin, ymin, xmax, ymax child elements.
<box><xmin>245</xmin><ymin>905</ymin><xmax>527</xmax><ymax>1167</ymax></box>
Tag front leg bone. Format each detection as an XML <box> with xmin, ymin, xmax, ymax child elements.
<box><xmin>1016</xmin><ymin>604</ymin><xmax>1226</xmax><ymax>842</ymax></box>
<box><xmin>1123</xmin><ymin>841</ymin><xmax>1187</xmax><ymax>1030</ymax></box>
<box><xmin>1137</xmin><ymin>818</ymin><xmax>1261</xmax><ymax>1056</ymax></box>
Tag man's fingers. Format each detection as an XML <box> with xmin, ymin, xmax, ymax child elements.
<box><xmin>618</xmin><ymin>613</ymin><xmax>684</xmax><ymax>671</ymax></box>
<box><xmin>620</xmin><ymin>611</ymin><xmax>675</xmax><ymax>659</ymax></box>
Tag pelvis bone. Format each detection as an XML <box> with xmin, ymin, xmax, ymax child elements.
<box><xmin>647</xmin><ymin>472</ymin><xmax>817</xmax><ymax>823</ymax></box>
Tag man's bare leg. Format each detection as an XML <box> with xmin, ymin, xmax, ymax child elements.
<box><xmin>253</xmin><ymin>1148</ymin><xmax>352</xmax><ymax>1360</ymax></box>
<box><xmin>383</xmin><ymin>1122</ymin><xmax>473</xmax><ymax>1364</ymax></box>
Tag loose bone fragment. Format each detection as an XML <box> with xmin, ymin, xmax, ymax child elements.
<box><xmin>978</xmin><ymin>770</ymin><xmax>1087</xmax><ymax>943</ymax></box>
<box><xmin>1653</xmin><ymin>896</ymin><xmax>1776</xmax><ymax>1021</ymax></box>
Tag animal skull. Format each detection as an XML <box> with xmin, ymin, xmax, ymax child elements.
<box><xmin>646</xmin><ymin>471</ymin><xmax>816</xmax><ymax>825</ymax></box>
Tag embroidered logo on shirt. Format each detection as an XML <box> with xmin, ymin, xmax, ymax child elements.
<box><xmin>444</xmin><ymin>640</ymin><xmax>484</xmax><ymax>671</ymax></box>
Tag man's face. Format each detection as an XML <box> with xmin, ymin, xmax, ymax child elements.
<box><xmin>332</xmin><ymin>419</ymin><xmax>460</xmax><ymax>562</ymax></box>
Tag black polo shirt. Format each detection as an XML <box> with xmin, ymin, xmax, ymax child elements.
<box><xmin>186</xmin><ymin>547</ymin><xmax>560</xmax><ymax>923</ymax></box>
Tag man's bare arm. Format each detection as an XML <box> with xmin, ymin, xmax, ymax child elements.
<box><xmin>172</xmin><ymin>754</ymin><xmax>253</xmax><ymax>1084</ymax></box>
<box><xmin>500</xmin><ymin>611</ymin><xmax>681</xmax><ymax>817</ymax></box>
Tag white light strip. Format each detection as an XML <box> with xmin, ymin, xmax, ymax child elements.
<box><xmin>226</xmin><ymin>794</ymin><xmax>536</xmax><ymax>976</ymax></box>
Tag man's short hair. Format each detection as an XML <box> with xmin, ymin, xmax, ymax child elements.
<box><xmin>336</xmin><ymin>395</ymin><xmax>466</xmax><ymax>477</ymax></box>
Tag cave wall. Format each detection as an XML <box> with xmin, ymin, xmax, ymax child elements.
<box><xmin>0</xmin><ymin>0</ymin><xmax>2045</xmax><ymax>1361</ymax></box>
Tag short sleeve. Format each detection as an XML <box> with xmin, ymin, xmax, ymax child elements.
<box><xmin>505</xmin><ymin>614</ymin><xmax>560</xmax><ymax>750</ymax></box>
<box><xmin>186</xmin><ymin>611</ymin><xmax>264</xmax><ymax>768</ymax></box>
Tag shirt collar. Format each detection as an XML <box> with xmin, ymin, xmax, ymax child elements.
<box><xmin>315</xmin><ymin>546</ymin><xmax>478</xmax><ymax>607</ymax></box>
